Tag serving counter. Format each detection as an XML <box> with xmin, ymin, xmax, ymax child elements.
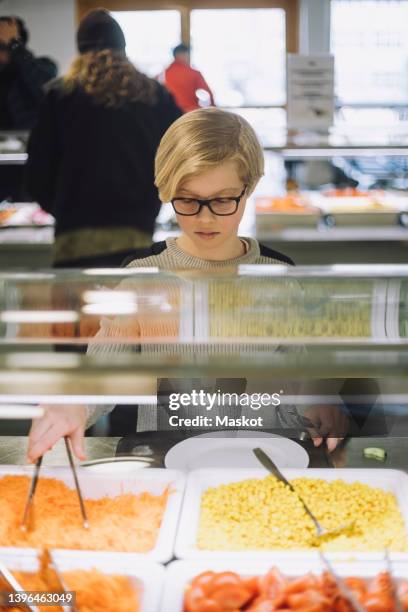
<box><xmin>1</xmin><ymin>224</ymin><xmax>408</xmax><ymax>267</ymax></box>
<box><xmin>0</xmin><ymin>265</ymin><xmax>407</xmax><ymax>610</ymax></box>
<box><xmin>0</xmin><ymin>435</ymin><xmax>406</xmax><ymax>472</ymax></box>
<box><xmin>0</xmin><ymin>264</ymin><xmax>406</xmax><ymax>427</ymax></box>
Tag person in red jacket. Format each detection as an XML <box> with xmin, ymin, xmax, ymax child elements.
<box><xmin>162</xmin><ymin>43</ymin><xmax>215</xmax><ymax>113</ymax></box>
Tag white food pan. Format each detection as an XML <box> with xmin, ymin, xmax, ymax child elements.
<box><xmin>175</xmin><ymin>468</ymin><xmax>408</xmax><ymax>561</ymax></box>
<box><xmin>161</xmin><ymin>558</ymin><xmax>408</xmax><ymax>612</ymax></box>
<box><xmin>0</xmin><ymin>465</ymin><xmax>185</xmax><ymax>563</ymax></box>
<box><xmin>0</xmin><ymin>549</ymin><xmax>163</xmax><ymax>612</ymax></box>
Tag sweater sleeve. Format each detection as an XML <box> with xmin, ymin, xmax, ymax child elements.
<box><xmin>24</xmin><ymin>89</ymin><xmax>59</xmax><ymax>213</ymax></box>
<box><xmin>85</xmin><ymin>312</ymin><xmax>142</xmax><ymax>428</ymax></box>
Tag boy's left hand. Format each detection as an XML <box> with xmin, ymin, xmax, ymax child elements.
<box><xmin>303</xmin><ymin>404</ymin><xmax>349</xmax><ymax>452</ymax></box>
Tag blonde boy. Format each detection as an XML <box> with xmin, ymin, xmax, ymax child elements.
<box><xmin>28</xmin><ymin>109</ymin><xmax>345</xmax><ymax>461</ymax></box>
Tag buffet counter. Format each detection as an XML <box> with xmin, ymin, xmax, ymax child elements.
<box><xmin>0</xmin><ymin>435</ymin><xmax>405</xmax><ymax>471</ymax></box>
<box><xmin>0</xmin><ymin>265</ymin><xmax>407</xmax><ymax>610</ymax></box>
<box><xmin>1</xmin><ymin>223</ymin><xmax>408</xmax><ymax>267</ymax></box>
<box><xmin>0</xmin><ymin>436</ymin><xmax>119</xmax><ymax>466</ymax></box>
<box><xmin>0</xmin><ymin>226</ymin><xmax>53</xmax><ymax>268</ymax></box>
<box><xmin>259</xmin><ymin>226</ymin><xmax>408</xmax><ymax>264</ymax></box>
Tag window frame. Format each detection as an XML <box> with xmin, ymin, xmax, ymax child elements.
<box><xmin>76</xmin><ymin>0</ymin><xmax>299</xmax><ymax>78</ymax></box>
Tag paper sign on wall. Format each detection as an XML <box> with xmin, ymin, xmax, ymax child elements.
<box><xmin>287</xmin><ymin>54</ymin><xmax>335</xmax><ymax>129</ymax></box>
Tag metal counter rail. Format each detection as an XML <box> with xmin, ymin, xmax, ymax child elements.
<box><xmin>0</xmin><ymin>345</ymin><xmax>407</xmax><ymax>398</ymax></box>
<box><xmin>0</xmin><ymin>435</ymin><xmax>405</xmax><ymax>471</ymax></box>
<box><xmin>0</xmin><ymin>153</ymin><xmax>27</xmax><ymax>165</ymax></box>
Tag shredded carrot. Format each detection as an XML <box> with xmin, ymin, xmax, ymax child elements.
<box><xmin>64</xmin><ymin>569</ymin><xmax>140</xmax><ymax>612</ymax></box>
<box><xmin>0</xmin><ymin>475</ymin><xmax>169</xmax><ymax>552</ymax></box>
<box><xmin>0</xmin><ymin>567</ymin><xmax>140</xmax><ymax>612</ymax></box>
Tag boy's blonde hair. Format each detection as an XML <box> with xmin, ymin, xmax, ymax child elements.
<box><xmin>155</xmin><ymin>108</ymin><xmax>264</xmax><ymax>202</ymax></box>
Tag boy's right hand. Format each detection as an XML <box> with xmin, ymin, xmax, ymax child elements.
<box><xmin>27</xmin><ymin>405</ymin><xmax>88</xmax><ymax>463</ymax></box>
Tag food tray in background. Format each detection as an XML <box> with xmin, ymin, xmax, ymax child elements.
<box><xmin>314</xmin><ymin>190</ymin><xmax>403</xmax><ymax>227</ymax></box>
<box><xmin>175</xmin><ymin>468</ymin><xmax>408</xmax><ymax>561</ymax></box>
<box><xmin>255</xmin><ymin>195</ymin><xmax>320</xmax><ymax>230</ymax></box>
<box><xmin>0</xmin><ymin>203</ymin><xmax>54</xmax><ymax>227</ymax></box>
<box><xmin>0</xmin><ymin>466</ymin><xmax>185</xmax><ymax>563</ymax></box>
<box><xmin>0</xmin><ymin>549</ymin><xmax>164</xmax><ymax>612</ymax></box>
<box><xmin>325</xmin><ymin>209</ymin><xmax>400</xmax><ymax>227</ymax></box>
<box><xmin>161</xmin><ymin>559</ymin><xmax>408</xmax><ymax>612</ymax></box>
<box><xmin>256</xmin><ymin>211</ymin><xmax>320</xmax><ymax>230</ymax></box>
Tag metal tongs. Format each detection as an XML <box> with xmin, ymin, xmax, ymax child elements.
<box><xmin>319</xmin><ymin>551</ymin><xmax>404</xmax><ymax>612</ymax></box>
<box><xmin>318</xmin><ymin>552</ymin><xmax>365</xmax><ymax>612</ymax></box>
<box><xmin>20</xmin><ymin>436</ymin><xmax>89</xmax><ymax>532</ymax></box>
<box><xmin>0</xmin><ymin>562</ymin><xmax>39</xmax><ymax>612</ymax></box>
<box><xmin>42</xmin><ymin>549</ymin><xmax>77</xmax><ymax>612</ymax></box>
<box><xmin>253</xmin><ymin>447</ymin><xmax>353</xmax><ymax>539</ymax></box>
<box><xmin>384</xmin><ymin>549</ymin><xmax>404</xmax><ymax>612</ymax></box>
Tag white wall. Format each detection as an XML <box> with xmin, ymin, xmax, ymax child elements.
<box><xmin>0</xmin><ymin>0</ymin><xmax>76</xmax><ymax>74</ymax></box>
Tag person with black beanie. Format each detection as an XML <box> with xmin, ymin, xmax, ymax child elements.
<box><xmin>24</xmin><ymin>9</ymin><xmax>182</xmax><ymax>267</ymax></box>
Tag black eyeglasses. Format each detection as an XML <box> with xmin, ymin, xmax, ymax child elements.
<box><xmin>171</xmin><ymin>185</ymin><xmax>247</xmax><ymax>216</ymax></box>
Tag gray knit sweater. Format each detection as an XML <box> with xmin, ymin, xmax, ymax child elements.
<box><xmin>86</xmin><ymin>237</ymin><xmax>304</xmax><ymax>432</ymax></box>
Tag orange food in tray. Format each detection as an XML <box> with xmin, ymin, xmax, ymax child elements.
<box><xmin>0</xmin><ymin>475</ymin><xmax>169</xmax><ymax>553</ymax></box>
<box><xmin>0</xmin><ymin>208</ymin><xmax>17</xmax><ymax>225</ymax></box>
<box><xmin>323</xmin><ymin>187</ymin><xmax>370</xmax><ymax>197</ymax></box>
<box><xmin>0</xmin><ymin>567</ymin><xmax>140</xmax><ymax>612</ymax></box>
<box><xmin>255</xmin><ymin>194</ymin><xmax>318</xmax><ymax>213</ymax></box>
<box><xmin>184</xmin><ymin>568</ymin><xmax>408</xmax><ymax>611</ymax></box>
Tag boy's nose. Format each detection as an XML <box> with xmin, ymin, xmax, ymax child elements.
<box><xmin>197</xmin><ymin>205</ymin><xmax>216</xmax><ymax>221</ymax></box>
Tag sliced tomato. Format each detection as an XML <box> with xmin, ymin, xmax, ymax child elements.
<box><xmin>287</xmin><ymin>589</ymin><xmax>331</xmax><ymax>609</ymax></box>
<box><xmin>332</xmin><ymin>599</ymin><xmax>354</xmax><ymax>612</ymax></box>
<box><xmin>185</xmin><ymin>599</ymin><xmax>224</xmax><ymax>612</ymax></box>
<box><xmin>185</xmin><ymin>585</ymin><xmax>206</xmax><ymax>610</ymax></box>
<box><xmin>211</xmin><ymin>585</ymin><xmax>252</xmax><ymax>609</ymax></box>
<box><xmin>344</xmin><ymin>577</ymin><xmax>367</xmax><ymax>598</ymax></box>
<box><xmin>296</xmin><ymin>607</ymin><xmax>330</xmax><ymax>612</ymax></box>
<box><xmin>243</xmin><ymin>575</ymin><xmax>262</xmax><ymax>598</ymax></box>
<box><xmin>245</xmin><ymin>600</ymin><xmax>276</xmax><ymax>612</ymax></box>
<box><xmin>367</xmin><ymin>573</ymin><xmax>393</xmax><ymax>596</ymax></box>
<box><xmin>190</xmin><ymin>572</ymin><xmax>217</xmax><ymax>596</ymax></box>
<box><xmin>284</xmin><ymin>574</ymin><xmax>318</xmax><ymax>595</ymax></box>
<box><xmin>397</xmin><ymin>581</ymin><xmax>408</xmax><ymax>610</ymax></box>
<box><xmin>360</xmin><ymin>594</ymin><xmax>395</xmax><ymax>612</ymax></box>
<box><xmin>259</xmin><ymin>567</ymin><xmax>288</xmax><ymax>599</ymax></box>
<box><xmin>210</xmin><ymin>572</ymin><xmax>243</xmax><ymax>589</ymax></box>
<box><xmin>319</xmin><ymin>571</ymin><xmax>341</xmax><ymax>603</ymax></box>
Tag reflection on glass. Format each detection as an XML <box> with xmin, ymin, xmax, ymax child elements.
<box><xmin>400</xmin><ymin>280</ymin><xmax>408</xmax><ymax>338</ymax></box>
<box><xmin>0</xmin><ymin>272</ymin><xmax>403</xmax><ymax>344</ymax></box>
<box><xmin>208</xmin><ymin>279</ymin><xmax>373</xmax><ymax>340</ymax></box>
<box><xmin>112</xmin><ymin>10</ymin><xmax>181</xmax><ymax>77</ymax></box>
<box><xmin>190</xmin><ymin>9</ymin><xmax>286</xmax><ymax>106</ymax></box>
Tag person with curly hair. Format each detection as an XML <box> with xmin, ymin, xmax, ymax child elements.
<box><xmin>25</xmin><ymin>9</ymin><xmax>182</xmax><ymax>267</ymax></box>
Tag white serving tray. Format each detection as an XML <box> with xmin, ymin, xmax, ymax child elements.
<box><xmin>161</xmin><ymin>558</ymin><xmax>408</xmax><ymax>612</ymax></box>
<box><xmin>175</xmin><ymin>468</ymin><xmax>408</xmax><ymax>561</ymax></box>
<box><xmin>0</xmin><ymin>549</ymin><xmax>163</xmax><ymax>612</ymax></box>
<box><xmin>330</xmin><ymin>211</ymin><xmax>399</xmax><ymax>227</ymax></box>
<box><xmin>0</xmin><ymin>466</ymin><xmax>185</xmax><ymax>563</ymax></box>
<box><xmin>256</xmin><ymin>211</ymin><xmax>320</xmax><ymax>230</ymax></box>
